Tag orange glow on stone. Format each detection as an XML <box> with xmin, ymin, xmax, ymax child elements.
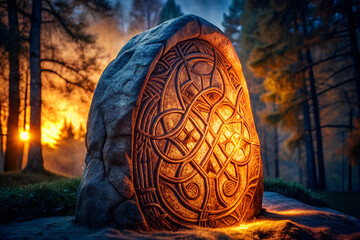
<box><xmin>133</xmin><ymin>39</ymin><xmax>262</xmax><ymax>229</ymax></box>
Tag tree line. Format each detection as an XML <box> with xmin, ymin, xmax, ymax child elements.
<box><xmin>0</xmin><ymin>0</ymin><xmax>183</xmax><ymax>173</ymax></box>
<box><xmin>223</xmin><ymin>0</ymin><xmax>360</xmax><ymax>190</ymax></box>
<box><xmin>0</xmin><ymin>0</ymin><xmax>114</xmax><ymax>172</ymax></box>
<box><xmin>3</xmin><ymin>0</ymin><xmax>357</xmax><ymax>191</ymax></box>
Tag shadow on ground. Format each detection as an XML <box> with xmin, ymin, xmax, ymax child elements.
<box><xmin>1</xmin><ymin>192</ymin><xmax>359</xmax><ymax>240</ymax></box>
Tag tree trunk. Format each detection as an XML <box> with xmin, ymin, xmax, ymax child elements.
<box><xmin>348</xmin><ymin>163</ymin><xmax>352</xmax><ymax>192</ymax></box>
<box><xmin>299</xmin><ymin>2</ymin><xmax>325</xmax><ymax>190</ymax></box>
<box><xmin>263</xmin><ymin>129</ymin><xmax>270</xmax><ymax>177</ymax></box>
<box><xmin>274</xmin><ymin>124</ymin><xmax>279</xmax><ymax>178</ymax></box>
<box><xmin>358</xmin><ymin>164</ymin><xmax>360</xmax><ymax>192</ymax></box>
<box><xmin>345</xmin><ymin>0</ymin><xmax>360</xmax><ymax>115</ymax></box>
<box><xmin>293</xmin><ymin>14</ymin><xmax>317</xmax><ymax>189</ymax></box>
<box><xmin>348</xmin><ymin>109</ymin><xmax>353</xmax><ymax>191</ymax></box>
<box><xmin>342</xmin><ymin>131</ymin><xmax>345</xmax><ymax>192</ymax></box>
<box><xmin>306</xmin><ymin>49</ymin><xmax>326</xmax><ymax>190</ymax></box>
<box><xmin>18</xmin><ymin>70</ymin><xmax>29</xmax><ymax>169</ymax></box>
<box><xmin>4</xmin><ymin>0</ymin><xmax>20</xmax><ymax>171</ymax></box>
<box><xmin>0</xmin><ymin>99</ymin><xmax>4</xmax><ymax>172</ymax></box>
<box><xmin>302</xmin><ymin>78</ymin><xmax>317</xmax><ymax>189</ymax></box>
<box><xmin>298</xmin><ymin>145</ymin><xmax>303</xmax><ymax>185</ymax></box>
<box><xmin>345</xmin><ymin>0</ymin><xmax>360</xmax><ymax>192</ymax></box>
<box><xmin>26</xmin><ymin>0</ymin><xmax>43</xmax><ymax>172</ymax></box>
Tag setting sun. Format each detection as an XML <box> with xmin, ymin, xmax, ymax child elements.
<box><xmin>20</xmin><ymin>131</ymin><xmax>30</xmax><ymax>141</ymax></box>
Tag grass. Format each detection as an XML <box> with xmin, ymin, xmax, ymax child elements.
<box><xmin>0</xmin><ymin>177</ymin><xmax>81</xmax><ymax>223</ymax></box>
<box><xmin>0</xmin><ymin>170</ymin><xmax>65</xmax><ymax>189</ymax></box>
<box><xmin>263</xmin><ymin>178</ymin><xmax>331</xmax><ymax>208</ymax></box>
<box><xmin>0</xmin><ymin>172</ymin><xmax>333</xmax><ymax>224</ymax></box>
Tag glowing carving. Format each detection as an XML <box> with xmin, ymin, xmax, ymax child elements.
<box><xmin>133</xmin><ymin>39</ymin><xmax>261</xmax><ymax>229</ymax></box>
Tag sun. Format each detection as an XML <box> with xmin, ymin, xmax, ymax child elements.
<box><xmin>20</xmin><ymin>131</ymin><xmax>30</xmax><ymax>141</ymax></box>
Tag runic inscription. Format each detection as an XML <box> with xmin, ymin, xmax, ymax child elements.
<box><xmin>133</xmin><ymin>39</ymin><xmax>261</xmax><ymax>229</ymax></box>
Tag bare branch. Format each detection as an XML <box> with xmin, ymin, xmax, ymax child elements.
<box><xmin>321</xmin><ymin>65</ymin><xmax>354</xmax><ymax>84</ymax></box>
<box><xmin>295</xmin><ymin>52</ymin><xmax>353</xmax><ymax>75</ymax></box>
<box><xmin>310</xmin><ymin>124</ymin><xmax>354</xmax><ymax>132</ymax></box>
<box><xmin>42</xmin><ymin>69</ymin><xmax>94</xmax><ymax>92</ymax></box>
<box><xmin>42</xmin><ymin>1</ymin><xmax>77</xmax><ymax>39</ymax></box>
<box><xmin>315</xmin><ymin>65</ymin><xmax>354</xmax><ymax>89</ymax></box>
<box><xmin>42</xmin><ymin>20</ymin><xmax>56</xmax><ymax>24</ymax></box>
<box><xmin>41</xmin><ymin>58</ymin><xmax>80</xmax><ymax>74</ymax></box>
<box><xmin>296</xmin><ymin>78</ymin><xmax>357</xmax><ymax>106</ymax></box>
<box><xmin>15</xmin><ymin>6</ymin><xmax>31</xmax><ymax>18</ymax></box>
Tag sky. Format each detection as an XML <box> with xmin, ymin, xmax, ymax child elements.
<box><xmin>176</xmin><ymin>0</ymin><xmax>232</xmax><ymax>30</ymax></box>
<box><xmin>121</xmin><ymin>0</ymin><xmax>232</xmax><ymax>31</ymax></box>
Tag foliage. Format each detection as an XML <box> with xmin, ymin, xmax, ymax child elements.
<box><xmin>59</xmin><ymin>119</ymin><xmax>76</xmax><ymax>141</ymax></box>
<box><xmin>158</xmin><ymin>0</ymin><xmax>183</xmax><ymax>24</ymax></box>
<box><xmin>226</xmin><ymin>0</ymin><xmax>360</xmax><ymax>190</ymax></box>
<box><xmin>222</xmin><ymin>0</ymin><xmax>245</xmax><ymax>52</ymax></box>
<box><xmin>0</xmin><ymin>177</ymin><xmax>80</xmax><ymax>223</ymax></box>
<box><xmin>43</xmin><ymin>120</ymin><xmax>86</xmax><ymax>177</ymax></box>
<box><xmin>0</xmin><ymin>0</ymin><xmax>115</xmax><ymax>173</ymax></box>
<box><xmin>264</xmin><ymin>178</ymin><xmax>331</xmax><ymax>207</ymax></box>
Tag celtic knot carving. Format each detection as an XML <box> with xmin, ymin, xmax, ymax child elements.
<box><xmin>133</xmin><ymin>39</ymin><xmax>261</xmax><ymax>229</ymax></box>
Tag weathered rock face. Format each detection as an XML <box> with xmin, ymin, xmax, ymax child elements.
<box><xmin>75</xmin><ymin>14</ymin><xmax>263</xmax><ymax>229</ymax></box>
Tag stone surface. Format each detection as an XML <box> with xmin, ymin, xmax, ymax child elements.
<box><xmin>2</xmin><ymin>192</ymin><xmax>360</xmax><ymax>240</ymax></box>
<box><xmin>133</xmin><ymin>39</ymin><xmax>262</xmax><ymax>229</ymax></box>
<box><xmin>75</xmin><ymin>14</ymin><xmax>263</xmax><ymax>229</ymax></box>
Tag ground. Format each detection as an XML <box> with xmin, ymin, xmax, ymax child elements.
<box><xmin>1</xmin><ymin>192</ymin><xmax>359</xmax><ymax>240</ymax></box>
<box><xmin>316</xmin><ymin>190</ymin><xmax>360</xmax><ymax>220</ymax></box>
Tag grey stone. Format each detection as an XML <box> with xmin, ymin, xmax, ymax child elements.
<box><xmin>75</xmin><ymin>14</ymin><xmax>263</xmax><ymax>228</ymax></box>
<box><xmin>113</xmin><ymin>200</ymin><xmax>145</xmax><ymax>228</ymax></box>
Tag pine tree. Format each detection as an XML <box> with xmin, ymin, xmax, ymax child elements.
<box><xmin>129</xmin><ymin>0</ymin><xmax>162</xmax><ymax>33</ymax></box>
<box><xmin>23</xmin><ymin>0</ymin><xmax>112</xmax><ymax>171</ymax></box>
<box><xmin>245</xmin><ymin>0</ymin><xmax>360</xmax><ymax>190</ymax></box>
<box><xmin>245</xmin><ymin>0</ymin><xmax>323</xmax><ymax>188</ymax></box>
<box><xmin>158</xmin><ymin>0</ymin><xmax>182</xmax><ymax>24</ymax></box>
<box><xmin>222</xmin><ymin>0</ymin><xmax>245</xmax><ymax>53</ymax></box>
<box><xmin>0</xmin><ymin>98</ymin><xmax>4</xmax><ymax>172</ymax></box>
<box><xmin>25</xmin><ymin>0</ymin><xmax>42</xmax><ymax>172</ymax></box>
<box><xmin>77</xmin><ymin>123</ymin><xmax>86</xmax><ymax>140</ymax></box>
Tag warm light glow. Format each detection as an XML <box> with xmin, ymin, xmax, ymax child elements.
<box><xmin>233</xmin><ymin>220</ymin><xmax>276</xmax><ymax>230</ymax></box>
<box><xmin>41</xmin><ymin>105</ymin><xmax>87</xmax><ymax>147</ymax></box>
<box><xmin>20</xmin><ymin>131</ymin><xmax>30</xmax><ymax>141</ymax></box>
<box><xmin>270</xmin><ymin>209</ymin><xmax>320</xmax><ymax>216</ymax></box>
<box><xmin>42</xmin><ymin>121</ymin><xmax>61</xmax><ymax>148</ymax></box>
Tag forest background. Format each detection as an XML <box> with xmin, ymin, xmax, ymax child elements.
<box><xmin>0</xmin><ymin>0</ymin><xmax>359</xmax><ymax>192</ymax></box>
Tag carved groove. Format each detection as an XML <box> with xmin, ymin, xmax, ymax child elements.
<box><xmin>133</xmin><ymin>39</ymin><xmax>261</xmax><ymax>229</ymax></box>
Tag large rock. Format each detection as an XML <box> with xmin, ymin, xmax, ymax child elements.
<box><xmin>75</xmin><ymin>14</ymin><xmax>263</xmax><ymax>229</ymax></box>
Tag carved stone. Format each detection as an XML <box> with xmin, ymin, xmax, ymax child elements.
<box><xmin>133</xmin><ymin>39</ymin><xmax>262</xmax><ymax>229</ymax></box>
<box><xmin>75</xmin><ymin>14</ymin><xmax>263</xmax><ymax>229</ymax></box>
